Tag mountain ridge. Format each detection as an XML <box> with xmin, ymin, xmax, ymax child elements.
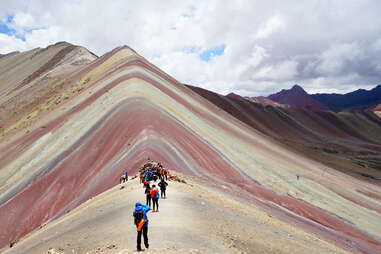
<box><xmin>0</xmin><ymin>42</ymin><xmax>380</xmax><ymax>254</ymax></box>
<box><xmin>312</xmin><ymin>84</ymin><xmax>381</xmax><ymax>112</ymax></box>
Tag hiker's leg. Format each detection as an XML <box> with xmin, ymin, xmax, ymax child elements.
<box><xmin>143</xmin><ymin>226</ymin><xmax>149</xmax><ymax>248</ymax></box>
<box><xmin>152</xmin><ymin>199</ymin><xmax>156</xmax><ymax>211</ymax></box>
<box><xmin>163</xmin><ymin>189</ymin><xmax>166</xmax><ymax>198</ymax></box>
<box><xmin>137</xmin><ymin>230</ymin><xmax>142</xmax><ymax>250</ymax></box>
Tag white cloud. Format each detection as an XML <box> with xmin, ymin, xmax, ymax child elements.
<box><xmin>316</xmin><ymin>43</ymin><xmax>363</xmax><ymax>76</ymax></box>
<box><xmin>0</xmin><ymin>34</ymin><xmax>26</xmax><ymax>52</ymax></box>
<box><xmin>0</xmin><ymin>0</ymin><xmax>380</xmax><ymax>96</ymax></box>
<box><xmin>372</xmin><ymin>38</ymin><xmax>381</xmax><ymax>51</ymax></box>
<box><xmin>253</xmin><ymin>60</ymin><xmax>298</xmax><ymax>81</ymax></box>
<box><xmin>255</xmin><ymin>15</ymin><xmax>285</xmax><ymax>39</ymax></box>
<box><xmin>11</xmin><ymin>12</ymin><xmax>38</xmax><ymax>32</ymax></box>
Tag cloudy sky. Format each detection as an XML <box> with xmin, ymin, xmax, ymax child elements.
<box><xmin>1</xmin><ymin>0</ymin><xmax>381</xmax><ymax>96</ymax></box>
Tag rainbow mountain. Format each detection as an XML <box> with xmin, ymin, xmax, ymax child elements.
<box><xmin>0</xmin><ymin>42</ymin><xmax>380</xmax><ymax>253</ymax></box>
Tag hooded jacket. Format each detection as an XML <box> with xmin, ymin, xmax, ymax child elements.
<box><xmin>133</xmin><ymin>202</ymin><xmax>150</xmax><ymax>226</ymax></box>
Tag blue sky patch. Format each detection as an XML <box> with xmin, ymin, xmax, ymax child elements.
<box><xmin>0</xmin><ymin>15</ymin><xmax>16</xmax><ymax>36</ymax></box>
<box><xmin>0</xmin><ymin>15</ymin><xmax>34</xmax><ymax>41</ymax></box>
<box><xmin>200</xmin><ymin>45</ymin><xmax>225</xmax><ymax>62</ymax></box>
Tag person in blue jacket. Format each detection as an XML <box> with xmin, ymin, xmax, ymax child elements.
<box><xmin>133</xmin><ymin>202</ymin><xmax>150</xmax><ymax>251</ymax></box>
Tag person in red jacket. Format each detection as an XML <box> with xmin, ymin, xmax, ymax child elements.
<box><xmin>150</xmin><ymin>185</ymin><xmax>159</xmax><ymax>212</ymax></box>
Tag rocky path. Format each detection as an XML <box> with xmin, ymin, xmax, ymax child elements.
<box><xmin>3</xmin><ymin>175</ymin><xmax>349</xmax><ymax>254</ymax></box>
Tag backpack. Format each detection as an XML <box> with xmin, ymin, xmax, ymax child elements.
<box><xmin>134</xmin><ymin>210</ymin><xmax>144</xmax><ymax>227</ymax></box>
<box><xmin>151</xmin><ymin>188</ymin><xmax>159</xmax><ymax>199</ymax></box>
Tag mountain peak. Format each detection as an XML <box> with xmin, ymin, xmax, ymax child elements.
<box><xmin>268</xmin><ymin>85</ymin><xmax>329</xmax><ymax>111</ymax></box>
<box><xmin>291</xmin><ymin>84</ymin><xmax>305</xmax><ymax>92</ymax></box>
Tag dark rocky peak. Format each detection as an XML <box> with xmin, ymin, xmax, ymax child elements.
<box><xmin>268</xmin><ymin>84</ymin><xmax>329</xmax><ymax>111</ymax></box>
<box><xmin>291</xmin><ymin>84</ymin><xmax>306</xmax><ymax>92</ymax></box>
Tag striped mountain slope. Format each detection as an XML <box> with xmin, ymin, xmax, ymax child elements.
<box><xmin>0</xmin><ymin>44</ymin><xmax>380</xmax><ymax>253</ymax></box>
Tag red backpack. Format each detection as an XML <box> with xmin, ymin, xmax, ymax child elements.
<box><xmin>150</xmin><ymin>188</ymin><xmax>159</xmax><ymax>199</ymax></box>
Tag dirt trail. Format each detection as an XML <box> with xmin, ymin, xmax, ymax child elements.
<box><xmin>3</xmin><ymin>176</ymin><xmax>349</xmax><ymax>254</ymax></box>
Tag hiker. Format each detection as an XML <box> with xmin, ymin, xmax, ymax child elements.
<box><xmin>158</xmin><ymin>179</ymin><xmax>168</xmax><ymax>198</ymax></box>
<box><xmin>124</xmin><ymin>171</ymin><xmax>128</xmax><ymax>182</ymax></box>
<box><xmin>144</xmin><ymin>171</ymin><xmax>153</xmax><ymax>181</ymax></box>
<box><xmin>150</xmin><ymin>185</ymin><xmax>159</xmax><ymax>212</ymax></box>
<box><xmin>133</xmin><ymin>203</ymin><xmax>150</xmax><ymax>252</ymax></box>
<box><xmin>145</xmin><ymin>184</ymin><xmax>152</xmax><ymax>207</ymax></box>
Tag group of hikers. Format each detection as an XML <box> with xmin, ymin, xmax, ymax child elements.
<box><xmin>130</xmin><ymin>160</ymin><xmax>170</xmax><ymax>252</ymax></box>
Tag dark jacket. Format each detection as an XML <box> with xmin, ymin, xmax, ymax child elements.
<box><xmin>158</xmin><ymin>181</ymin><xmax>168</xmax><ymax>190</ymax></box>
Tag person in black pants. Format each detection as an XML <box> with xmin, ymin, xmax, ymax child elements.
<box><xmin>158</xmin><ymin>179</ymin><xmax>168</xmax><ymax>198</ymax></box>
<box><xmin>137</xmin><ymin>227</ymin><xmax>149</xmax><ymax>252</ymax></box>
<box><xmin>133</xmin><ymin>203</ymin><xmax>150</xmax><ymax>251</ymax></box>
<box><xmin>151</xmin><ymin>185</ymin><xmax>159</xmax><ymax>212</ymax></box>
<box><xmin>145</xmin><ymin>184</ymin><xmax>151</xmax><ymax>207</ymax></box>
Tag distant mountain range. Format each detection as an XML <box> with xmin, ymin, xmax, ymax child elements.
<box><xmin>235</xmin><ymin>84</ymin><xmax>381</xmax><ymax>113</ymax></box>
<box><xmin>311</xmin><ymin>85</ymin><xmax>381</xmax><ymax>112</ymax></box>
